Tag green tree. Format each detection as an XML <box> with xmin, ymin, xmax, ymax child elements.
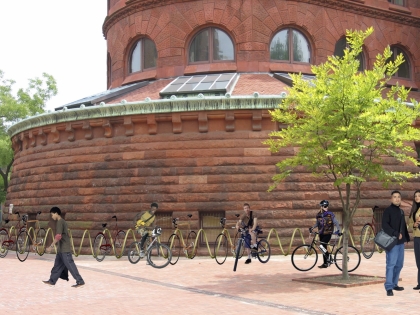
<box><xmin>265</xmin><ymin>27</ymin><xmax>420</xmax><ymax>279</ymax></box>
<box><xmin>0</xmin><ymin>70</ymin><xmax>57</xmax><ymax>203</ymax></box>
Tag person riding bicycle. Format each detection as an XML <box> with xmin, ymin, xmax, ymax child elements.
<box><xmin>235</xmin><ymin>203</ymin><xmax>259</xmax><ymax>264</ymax></box>
<box><xmin>135</xmin><ymin>202</ymin><xmax>158</xmax><ymax>257</ymax></box>
<box><xmin>310</xmin><ymin>200</ymin><xmax>340</xmax><ymax>268</ymax></box>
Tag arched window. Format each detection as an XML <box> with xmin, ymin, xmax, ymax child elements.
<box><xmin>270</xmin><ymin>28</ymin><xmax>311</xmax><ymax>63</ymax></box>
<box><xmin>129</xmin><ymin>38</ymin><xmax>157</xmax><ymax>73</ymax></box>
<box><xmin>189</xmin><ymin>28</ymin><xmax>234</xmax><ymax>63</ymax></box>
<box><xmin>107</xmin><ymin>53</ymin><xmax>111</xmax><ymax>88</ymax></box>
<box><xmin>390</xmin><ymin>46</ymin><xmax>411</xmax><ymax>79</ymax></box>
<box><xmin>388</xmin><ymin>0</ymin><xmax>405</xmax><ymax>6</ymax></box>
<box><xmin>334</xmin><ymin>37</ymin><xmax>365</xmax><ymax>71</ymax></box>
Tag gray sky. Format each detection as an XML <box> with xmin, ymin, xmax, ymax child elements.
<box><xmin>0</xmin><ymin>0</ymin><xmax>107</xmax><ymax>111</ymax></box>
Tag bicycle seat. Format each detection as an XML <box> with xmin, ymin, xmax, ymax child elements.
<box><xmin>102</xmin><ymin>223</ymin><xmax>107</xmax><ymax>228</ymax></box>
<box><xmin>187</xmin><ymin>214</ymin><xmax>192</xmax><ymax>218</ymax></box>
<box><xmin>5</xmin><ymin>219</ymin><xmax>9</xmax><ymax>224</ymax></box>
<box><xmin>220</xmin><ymin>217</ymin><xmax>226</xmax><ymax>226</ymax></box>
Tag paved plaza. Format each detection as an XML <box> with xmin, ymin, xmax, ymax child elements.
<box><xmin>1</xmin><ymin>249</ymin><xmax>419</xmax><ymax>314</ymax></box>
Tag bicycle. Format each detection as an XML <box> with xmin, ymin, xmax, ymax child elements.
<box><xmin>93</xmin><ymin>215</ymin><xmax>126</xmax><ymax>262</ymax></box>
<box><xmin>213</xmin><ymin>216</ymin><xmax>243</xmax><ymax>265</ymax></box>
<box><xmin>0</xmin><ymin>212</ymin><xmax>26</xmax><ymax>258</ymax></box>
<box><xmin>233</xmin><ymin>227</ymin><xmax>271</xmax><ymax>272</ymax></box>
<box><xmin>127</xmin><ymin>226</ymin><xmax>172</xmax><ymax>268</ymax></box>
<box><xmin>16</xmin><ymin>211</ymin><xmax>46</xmax><ymax>262</ymax></box>
<box><xmin>166</xmin><ymin>214</ymin><xmax>197</xmax><ymax>265</ymax></box>
<box><xmin>291</xmin><ymin>231</ymin><xmax>361</xmax><ymax>272</ymax></box>
<box><xmin>360</xmin><ymin>205</ymin><xmax>379</xmax><ymax>259</ymax></box>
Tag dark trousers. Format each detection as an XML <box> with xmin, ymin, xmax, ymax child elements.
<box><xmin>319</xmin><ymin>234</ymin><xmax>332</xmax><ymax>264</ymax></box>
<box><xmin>49</xmin><ymin>252</ymin><xmax>84</xmax><ymax>285</ymax></box>
<box><xmin>415</xmin><ymin>237</ymin><xmax>420</xmax><ymax>286</ymax></box>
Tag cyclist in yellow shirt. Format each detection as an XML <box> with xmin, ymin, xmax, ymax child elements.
<box><xmin>135</xmin><ymin>202</ymin><xmax>158</xmax><ymax>256</ymax></box>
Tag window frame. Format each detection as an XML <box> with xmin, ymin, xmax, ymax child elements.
<box><xmin>128</xmin><ymin>37</ymin><xmax>157</xmax><ymax>74</ymax></box>
<box><xmin>333</xmin><ymin>37</ymin><xmax>366</xmax><ymax>71</ymax></box>
<box><xmin>188</xmin><ymin>27</ymin><xmax>235</xmax><ymax>65</ymax></box>
<box><xmin>270</xmin><ymin>28</ymin><xmax>311</xmax><ymax>64</ymax></box>
<box><xmin>390</xmin><ymin>45</ymin><xmax>411</xmax><ymax>80</ymax></box>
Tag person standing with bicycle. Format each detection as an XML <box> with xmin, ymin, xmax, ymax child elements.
<box><xmin>310</xmin><ymin>200</ymin><xmax>340</xmax><ymax>269</ymax></box>
<box><xmin>135</xmin><ymin>202</ymin><xmax>158</xmax><ymax>257</ymax></box>
<box><xmin>235</xmin><ymin>203</ymin><xmax>258</xmax><ymax>264</ymax></box>
<box><xmin>43</xmin><ymin>207</ymin><xmax>85</xmax><ymax>288</ymax></box>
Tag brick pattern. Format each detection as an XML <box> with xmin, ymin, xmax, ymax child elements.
<box><xmin>105</xmin><ymin>0</ymin><xmax>420</xmax><ymax>88</ymax></box>
<box><xmin>6</xmin><ymin>110</ymin><xmax>419</xmax><ymax>253</ymax></box>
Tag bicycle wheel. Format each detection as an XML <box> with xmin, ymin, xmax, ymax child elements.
<box><xmin>167</xmin><ymin>233</ymin><xmax>181</xmax><ymax>265</ymax></box>
<box><xmin>0</xmin><ymin>229</ymin><xmax>9</xmax><ymax>258</ymax></box>
<box><xmin>36</xmin><ymin>228</ymin><xmax>46</xmax><ymax>256</ymax></box>
<box><xmin>128</xmin><ymin>242</ymin><xmax>142</xmax><ymax>264</ymax></box>
<box><xmin>291</xmin><ymin>245</ymin><xmax>318</xmax><ymax>271</ymax></box>
<box><xmin>16</xmin><ymin>230</ymin><xmax>30</xmax><ymax>262</ymax></box>
<box><xmin>334</xmin><ymin>245</ymin><xmax>361</xmax><ymax>272</ymax></box>
<box><xmin>114</xmin><ymin>230</ymin><xmax>126</xmax><ymax>257</ymax></box>
<box><xmin>93</xmin><ymin>233</ymin><xmax>107</xmax><ymax>262</ymax></box>
<box><xmin>147</xmin><ymin>243</ymin><xmax>172</xmax><ymax>269</ymax></box>
<box><xmin>234</xmin><ymin>231</ymin><xmax>244</xmax><ymax>259</ymax></box>
<box><xmin>233</xmin><ymin>238</ymin><xmax>243</xmax><ymax>272</ymax></box>
<box><xmin>186</xmin><ymin>231</ymin><xmax>197</xmax><ymax>259</ymax></box>
<box><xmin>256</xmin><ymin>239</ymin><xmax>271</xmax><ymax>263</ymax></box>
<box><xmin>214</xmin><ymin>233</ymin><xmax>228</xmax><ymax>265</ymax></box>
<box><xmin>360</xmin><ymin>224</ymin><xmax>375</xmax><ymax>259</ymax></box>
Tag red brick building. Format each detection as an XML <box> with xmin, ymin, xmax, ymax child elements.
<box><xmin>5</xmin><ymin>0</ymin><xmax>420</xmax><ymax>252</ymax></box>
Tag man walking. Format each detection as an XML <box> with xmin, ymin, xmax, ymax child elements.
<box><xmin>43</xmin><ymin>206</ymin><xmax>85</xmax><ymax>288</ymax></box>
<box><xmin>383</xmin><ymin>190</ymin><xmax>410</xmax><ymax>296</ymax></box>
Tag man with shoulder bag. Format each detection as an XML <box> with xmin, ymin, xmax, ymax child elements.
<box><xmin>382</xmin><ymin>190</ymin><xmax>410</xmax><ymax>296</ymax></box>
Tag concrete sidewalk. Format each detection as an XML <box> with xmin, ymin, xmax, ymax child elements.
<box><xmin>0</xmin><ymin>249</ymin><xmax>418</xmax><ymax>315</ymax></box>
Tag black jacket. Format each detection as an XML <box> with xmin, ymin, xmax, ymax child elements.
<box><xmin>382</xmin><ymin>203</ymin><xmax>410</xmax><ymax>244</ymax></box>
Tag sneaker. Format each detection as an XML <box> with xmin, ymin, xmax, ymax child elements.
<box><xmin>42</xmin><ymin>280</ymin><xmax>54</xmax><ymax>286</ymax></box>
<box><xmin>245</xmin><ymin>258</ymin><xmax>251</xmax><ymax>264</ymax></box>
<box><xmin>413</xmin><ymin>285</ymin><xmax>420</xmax><ymax>290</ymax></box>
<box><xmin>250</xmin><ymin>244</ymin><xmax>257</xmax><ymax>249</ymax></box>
<box><xmin>71</xmin><ymin>282</ymin><xmax>85</xmax><ymax>288</ymax></box>
<box><xmin>393</xmin><ymin>286</ymin><xmax>404</xmax><ymax>291</ymax></box>
<box><xmin>140</xmin><ymin>250</ymin><xmax>145</xmax><ymax>258</ymax></box>
<box><xmin>318</xmin><ymin>264</ymin><xmax>328</xmax><ymax>268</ymax></box>
<box><xmin>387</xmin><ymin>289</ymin><xmax>393</xmax><ymax>296</ymax></box>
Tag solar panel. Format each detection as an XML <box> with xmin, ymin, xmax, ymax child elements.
<box><xmin>160</xmin><ymin>73</ymin><xmax>236</xmax><ymax>96</ymax></box>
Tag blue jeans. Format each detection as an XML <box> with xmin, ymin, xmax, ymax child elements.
<box><xmin>384</xmin><ymin>243</ymin><xmax>405</xmax><ymax>291</ymax></box>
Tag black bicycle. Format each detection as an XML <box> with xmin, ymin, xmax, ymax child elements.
<box><xmin>291</xmin><ymin>231</ymin><xmax>361</xmax><ymax>272</ymax></box>
<box><xmin>233</xmin><ymin>227</ymin><xmax>270</xmax><ymax>272</ymax></box>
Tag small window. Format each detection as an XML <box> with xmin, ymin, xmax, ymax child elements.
<box><xmin>388</xmin><ymin>0</ymin><xmax>405</xmax><ymax>6</ymax></box>
<box><xmin>270</xmin><ymin>28</ymin><xmax>311</xmax><ymax>63</ymax></box>
<box><xmin>200</xmin><ymin>211</ymin><xmax>225</xmax><ymax>245</ymax></box>
<box><xmin>390</xmin><ymin>46</ymin><xmax>411</xmax><ymax>79</ymax></box>
<box><xmin>189</xmin><ymin>28</ymin><xmax>234</xmax><ymax>64</ymax></box>
<box><xmin>129</xmin><ymin>38</ymin><xmax>157</xmax><ymax>73</ymax></box>
<box><xmin>107</xmin><ymin>53</ymin><xmax>112</xmax><ymax>88</ymax></box>
<box><xmin>155</xmin><ymin>212</ymin><xmax>173</xmax><ymax>242</ymax></box>
<box><xmin>334</xmin><ymin>37</ymin><xmax>365</xmax><ymax>71</ymax></box>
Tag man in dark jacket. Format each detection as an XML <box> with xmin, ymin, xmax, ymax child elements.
<box><xmin>382</xmin><ymin>190</ymin><xmax>410</xmax><ymax>296</ymax></box>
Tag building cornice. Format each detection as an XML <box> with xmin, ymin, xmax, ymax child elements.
<box><xmin>7</xmin><ymin>95</ymin><xmax>284</xmax><ymax>138</ymax></box>
<box><xmin>103</xmin><ymin>0</ymin><xmax>420</xmax><ymax>38</ymax></box>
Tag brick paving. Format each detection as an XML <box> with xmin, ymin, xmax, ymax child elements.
<box><xmin>1</xmin><ymin>249</ymin><xmax>419</xmax><ymax>314</ymax></box>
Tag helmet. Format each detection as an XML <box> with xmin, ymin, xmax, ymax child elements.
<box><xmin>319</xmin><ymin>200</ymin><xmax>329</xmax><ymax>208</ymax></box>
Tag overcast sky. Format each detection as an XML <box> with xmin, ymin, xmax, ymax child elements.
<box><xmin>0</xmin><ymin>0</ymin><xmax>107</xmax><ymax>111</ymax></box>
